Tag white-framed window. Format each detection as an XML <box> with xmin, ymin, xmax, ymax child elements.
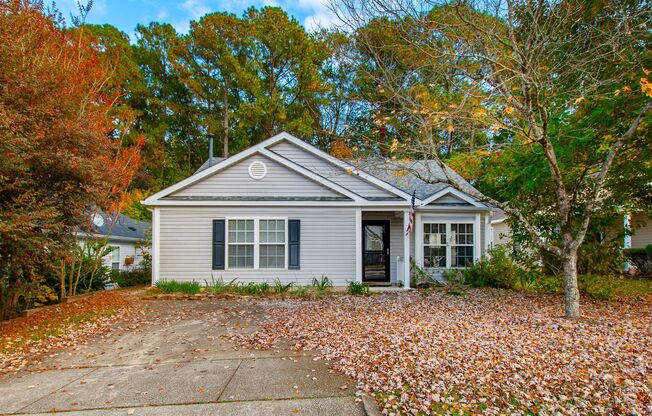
<box><xmin>423</xmin><ymin>223</ymin><xmax>447</xmax><ymax>268</ymax></box>
<box><xmin>451</xmin><ymin>223</ymin><xmax>474</xmax><ymax>267</ymax></box>
<box><xmin>227</xmin><ymin>219</ymin><xmax>254</xmax><ymax>269</ymax></box>
<box><xmin>110</xmin><ymin>246</ymin><xmax>120</xmax><ymax>270</ymax></box>
<box><xmin>422</xmin><ymin>222</ymin><xmax>475</xmax><ymax>269</ymax></box>
<box><xmin>259</xmin><ymin>219</ymin><xmax>286</xmax><ymax>268</ymax></box>
<box><xmin>226</xmin><ymin>218</ymin><xmax>287</xmax><ymax>270</ymax></box>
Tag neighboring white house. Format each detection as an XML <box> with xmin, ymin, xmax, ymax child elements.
<box><xmin>491</xmin><ymin>210</ymin><xmax>652</xmax><ymax>250</ymax></box>
<box><xmin>143</xmin><ymin>132</ymin><xmax>494</xmax><ymax>287</ymax></box>
<box><xmin>77</xmin><ymin>212</ymin><xmax>151</xmax><ymax>271</ymax></box>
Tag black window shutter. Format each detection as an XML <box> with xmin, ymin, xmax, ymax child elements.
<box><xmin>212</xmin><ymin>219</ymin><xmax>225</xmax><ymax>270</ymax></box>
<box><xmin>288</xmin><ymin>220</ymin><xmax>300</xmax><ymax>270</ymax></box>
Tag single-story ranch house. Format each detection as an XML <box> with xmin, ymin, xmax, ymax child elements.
<box><xmin>143</xmin><ymin>132</ymin><xmax>494</xmax><ymax>288</ymax></box>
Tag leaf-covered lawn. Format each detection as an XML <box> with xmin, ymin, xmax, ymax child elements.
<box><xmin>229</xmin><ymin>290</ymin><xmax>651</xmax><ymax>415</ymax></box>
<box><xmin>0</xmin><ymin>290</ymin><xmax>139</xmax><ymax>374</ymax></box>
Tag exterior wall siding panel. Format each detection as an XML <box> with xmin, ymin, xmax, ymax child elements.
<box><xmin>158</xmin><ymin>206</ymin><xmax>356</xmax><ymax>285</ymax></box>
<box><xmin>632</xmin><ymin>213</ymin><xmax>652</xmax><ymax>249</ymax></box>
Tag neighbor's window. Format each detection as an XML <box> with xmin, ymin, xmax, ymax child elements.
<box><xmin>259</xmin><ymin>219</ymin><xmax>285</xmax><ymax>269</ymax></box>
<box><xmin>228</xmin><ymin>219</ymin><xmax>254</xmax><ymax>269</ymax></box>
<box><xmin>109</xmin><ymin>246</ymin><xmax>120</xmax><ymax>270</ymax></box>
<box><xmin>451</xmin><ymin>223</ymin><xmax>474</xmax><ymax>267</ymax></box>
<box><xmin>423</xmin><ymin>223</ymin><xmax>446</xmax><ymax>268</ymax></box>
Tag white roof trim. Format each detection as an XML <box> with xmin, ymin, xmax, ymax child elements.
<box><xmin>275</xmin><ymin>133</ymin><xmax>416</xmax><ymax>202</ymax></box>
<box><xmin>419</xmin><ymin>187</ymin><xmax>485</xmax><ymax>208</ymax></box>
<box><xmin>491</xmin><ymin>218</ymin><xmax>507</xmax><ymax>224</ymax></box>
<box><xmin>142</xmin><ymin>200</ymin><xmax>412</xmax><ymax>207</ymax></box>
<box><xmin>76</xmin><ymin>231</ymin><xmax>142</xmax><ymax>242</ymax></box>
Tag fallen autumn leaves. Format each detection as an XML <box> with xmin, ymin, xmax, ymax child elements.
<box><xmin>0</xmin><ymin>290</ymin><xmax>140</xmax><ymax>374</ymax></box>
<box><xmin>228</xmin><ymin>290</ymin><xmax>651</xmax><ymax>415</ymax></box>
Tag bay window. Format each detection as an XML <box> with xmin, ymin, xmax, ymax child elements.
<box><xmin>451</xmin><ymin>223</ymin><xmax>474</xmax><ymax>267</ymax></box>
<box><xmin>423</xmin><ymin>223</ymin><xmax>447</xmax><ymax>268</ymax></box>
<box><xmin>422</xmin><ymin>222</ymin><xmax>475</xmax><ymax>269</ymax></box>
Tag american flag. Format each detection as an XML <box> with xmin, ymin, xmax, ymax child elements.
<box><xmin>406</xmin><ymin>190</ymin><xmax>416</xmax><ymax>235</ymax></box>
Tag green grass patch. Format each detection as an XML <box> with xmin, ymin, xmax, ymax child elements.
<box><xmin>155</xmin><ymin>280</ymin><xmax>201</xmax><ymax>294</ymax></box>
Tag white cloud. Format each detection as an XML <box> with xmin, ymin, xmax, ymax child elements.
<box><xmin>180</xmin><ymin>0</ymin><xmax>211</xmax><ymax>20</ymax></box>
<box><xmin>304</xmin><ymin>11</ymin><xmax>339</xmax><ymax>31</ymax></box>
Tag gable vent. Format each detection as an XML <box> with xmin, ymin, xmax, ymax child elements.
<box><xmin>248</xmin><ymin>160</ymin><xmax>267</xmax><ymax>180</ymax></box>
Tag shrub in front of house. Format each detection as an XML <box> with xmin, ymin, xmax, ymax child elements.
<box><xmin>110</xmin><ymin>269</ymin><xmax>151</xmax><ymax>287</ymax></box>
<box><xmin>623</xmin><ymin>244</ymin><xmax>652</xmax><ymax>276</ymax></box>
<box><xmin>578</xmin><ymin>241</ymin><xmax>625</xmax><ymax>276</ymax></box>
<box><xmin>311</xmin><ymin>275</ymin><xmax>333</xmax><ymax>294</ymax></box>
<box><xmin>347</xmin><ymin>281</ymin><xmax>369</xmax><ymax>295</ymax></box>
<box><xmin>457</xmin><ymin>246</ymin><xmax>537</xmax><ymax>289</ymax></box>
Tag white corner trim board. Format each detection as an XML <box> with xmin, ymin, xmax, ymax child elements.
<box><xmin>152</xmin><ymin>207</ymin><xmax>160</xmax><ymax>284</ymax></box>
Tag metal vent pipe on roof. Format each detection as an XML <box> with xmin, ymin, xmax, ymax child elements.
<box><xmin>208</xmin><ymin>134</ymin><xmax>214</xmax><ymax>167</ymax></box>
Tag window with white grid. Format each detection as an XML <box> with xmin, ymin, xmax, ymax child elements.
<box><xmin>451</xmin><ymin>223</ymin><xmax>474</xmax><ymax>267</ymax></box>
<box><xmin>259</xmin><ymin>219</ymin><xmax>286</xmax><ymax>269</ymax></box>
<box><xmin>423</xmin><ymin>223</ymin><xmax>447</xmax><ymax>268</ymax></box>
<box><xmin>227</xmin><ymin>219</ymin><xmax>254</xmax><ymax>269</ymax></box>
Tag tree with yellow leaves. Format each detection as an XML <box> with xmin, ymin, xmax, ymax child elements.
<box><xmin>337</xmin><ymin>0</ymin><xmax>651</xmax><ymax>318</ymax></box>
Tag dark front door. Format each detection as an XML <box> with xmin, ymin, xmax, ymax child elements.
<box><xmin>362</xmin><ymin>220</ymin><xmax>390</xmax><ymax>282</ymax></box>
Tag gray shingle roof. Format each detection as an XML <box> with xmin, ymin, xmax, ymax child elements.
<box><xmin>353</xmin><ymin>158</ymin><xmax>481</xmax><ymax>201</ymax></box>
<box><xmin>91</xmin><ymin>212</ymin><xmax>150</xmax><ymax>240</ymax></box>
<box><xmin>195</xmin><ymin>157</ymin><xmax>227</xmax><ymax>174</ymax></box>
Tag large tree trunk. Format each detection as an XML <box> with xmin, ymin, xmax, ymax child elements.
<box><xmin>562</xmin><ymin>250</ymin><xmax>580</xmax><ymax>318</ymax></box>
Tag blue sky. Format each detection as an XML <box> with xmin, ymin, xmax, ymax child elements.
<box><xmin>55</xmin><ymin>0</ymin><xmax>338</xmax><ymax>39</ymax></box>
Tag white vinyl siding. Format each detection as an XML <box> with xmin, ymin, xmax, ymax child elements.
<box><xmin>269</xmin><ymin>140</ymin><xmax>397</xmax><ymax>199</ymax></box>
<box><xmin>492</xmin><ymin>221</ymin><xmax>512</xmax><ymax>246</ymax></box>
<box><xmin>171</xmin><ymin>154</ymin><xmax>343</xmax><ymax>198</ymax></box>
<box><xmin>158</xmin><ymin>207</ymin><xmax>356</xmax><ymax>285</ymax></box>
<box><xmin>631</xmin><ymin>213</ymin><xmax>652</xmax><ymax>249</ymax></box>
<box><xmin>428</xmin><ymin>193</ymin><xmax>471</xmax><ymax>205</ymax></box>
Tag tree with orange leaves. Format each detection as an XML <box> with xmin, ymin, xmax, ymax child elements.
<box><xmin>0</xmin><ymin>0</ymin><xmax>141</xmax><ymax>317</ymax></box>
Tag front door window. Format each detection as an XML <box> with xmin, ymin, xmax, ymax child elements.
<box><xmin>362</xmin><ymin>221</ymin><xmax>390</xmax><ymax>282</ymax></box>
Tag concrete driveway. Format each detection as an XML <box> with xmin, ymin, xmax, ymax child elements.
<box><xmin>0</xmin><ymin>299</ymin><xmax>366</xmax><ymax>416</ymax></box>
